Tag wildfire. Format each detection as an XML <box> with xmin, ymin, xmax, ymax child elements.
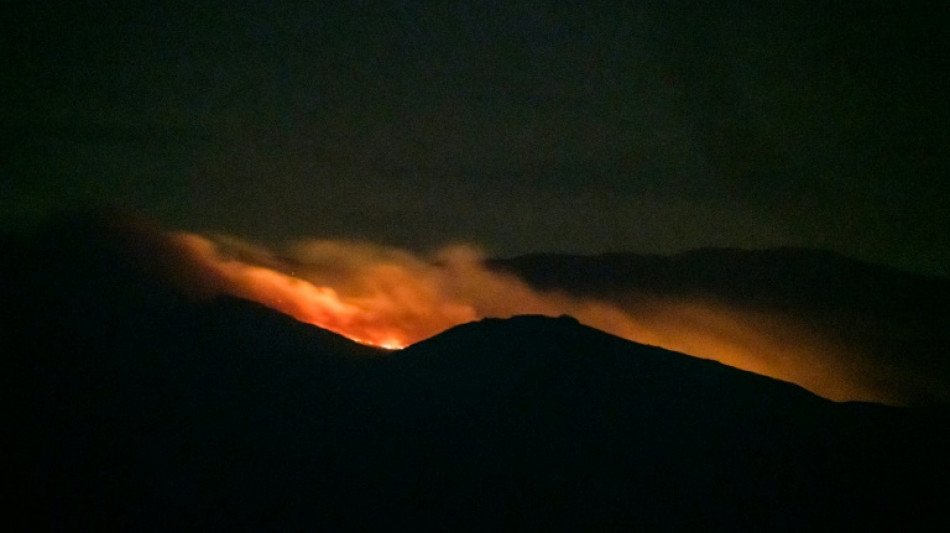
<box><xmin>156</xmin><ymin>230</ymin><xmax>898</xmax><ymax>404</ymax></box>
<box><xmin>172</xmin><ymin>233</ymin><xmax>416</xmax><ymax>348</ymax></box>
<box><xmin>354</xmin><ymin>338</ymin><xmax>406</xmax><ymax>350</ymax></box>
<box><xmin>168</xmin><ymin>232</ymin><xmax>653</xmax><ymax>350</ymax></box>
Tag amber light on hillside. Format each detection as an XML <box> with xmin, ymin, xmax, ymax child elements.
<box><xmin>165</xmin><ymin>231</ymin><xmax>889</xmax><ymax>404</ymax></box>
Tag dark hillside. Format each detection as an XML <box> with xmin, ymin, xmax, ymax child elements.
<box><xmin>1</xmin><ymin>220</ymin><xmax>947</xmax><ymax>530</ymax></box>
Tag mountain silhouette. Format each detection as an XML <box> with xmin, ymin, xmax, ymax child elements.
<box><xmin>491</xmin><ymin>249</ymin><xmax>950</xmax><ymax>405</ymax></box>
<box><xmin>2</xmin><ymin>215</ymin><xmax>948</xmax><ymax>530</ymax></box>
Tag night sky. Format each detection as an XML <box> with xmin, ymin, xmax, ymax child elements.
<box><xmin>3</xmin><ymin>1</ymin><xmax>948</xmax><ymax>274</ymax></box>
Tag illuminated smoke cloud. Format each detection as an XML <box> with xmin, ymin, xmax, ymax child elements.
<box><xmin>155</xmin><ymin>230</ymin><xmax>938</xmax><ymax>405</ymax></box>
<box><xmin>171</xmin><ymin>233</ymin><xmax>647</xmax><ymax>350</ymax></box>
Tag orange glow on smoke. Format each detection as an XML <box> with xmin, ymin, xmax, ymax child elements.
<box><xmin>163</xmin><ymin>232</ymin><xmax>902</xmax><ymax>404</ymax></box>
<box><xmin>175</xmin><ymin>234</ymin><xmax>415</xmax><ymax>348</ymax></box>
<box><xmin>170</xmin><ymin>233</ymin><xmax>652</xmax><ymax>350</ymax></box>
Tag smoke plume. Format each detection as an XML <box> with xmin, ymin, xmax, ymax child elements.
<box><xmin>169</xmin><ymin>232</ymin><xmax>646</xmax><ymax>350</ymax></box>
<box><xmin>140</xmin><ymin>229</ymin><xmax>939</xmax><ymax>405</ymax></box>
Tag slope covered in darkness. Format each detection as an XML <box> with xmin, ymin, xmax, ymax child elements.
<box><xmin>1</xmin><ymin>217</ymin><xmax>948</xmax><ymax>530</ymax></box>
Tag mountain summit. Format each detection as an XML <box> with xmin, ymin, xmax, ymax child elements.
<box><xmin>2</xmin><ymin>216</ymin><xmax>948</xmax><ymax>530</ymax></box>
<box><xmin>491</xmin><ymin>249</ymin><xmax>950</xmax><ymax>405</ymax></box>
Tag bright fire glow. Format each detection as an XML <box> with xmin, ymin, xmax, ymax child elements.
<box><xmin>157</xmin><ymin>231</ymin><xmax>912</xmax><ymax>405</ymax></box>
<box><xmin>171</xmin><ymin>233</ymin><xmax>649</xmax><ymax>350</ymax></box>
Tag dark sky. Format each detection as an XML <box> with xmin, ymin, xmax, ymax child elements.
<box><xmin>3</xmin><ymin>1</ymin><xmax>948</xmax><ymax>273</ymax></box>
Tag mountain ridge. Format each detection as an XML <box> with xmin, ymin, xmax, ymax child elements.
<box><xmin>490</xmin><ymin>247</ymin><xmax>950</xmax><ymax>405</ymax></box>
<box><xmin>490</xmin><ymin>246</ymin><xmax>950</xmax><ymax>306</ymax></box>
<box><xmin>2</xmin><ymin>214</ymin><xmax>949</xmax><ymax>529</ymax></box>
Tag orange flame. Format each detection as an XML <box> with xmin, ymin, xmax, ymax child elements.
<box><xmin>159</xmin><ymin>231</ymin><xmax>917</xmax><ymax>404</ymax></box>
<box><xmin>171</xmin><ymin>233</ymin><xmax>655</xmax><ymax>350</ymax></box>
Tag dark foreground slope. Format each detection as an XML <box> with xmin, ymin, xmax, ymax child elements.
<box><xmin>2</xmin><ymin>219</ymin><xmax>949</xmax><ymax>530</ymax></box>
<box><xmin>390</xmin><ymin>316</ymin><xmax>948</xmax><ymax>531</ymax></box>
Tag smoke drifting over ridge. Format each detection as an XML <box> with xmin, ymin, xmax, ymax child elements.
<box><xmin>129</xmin><ymin>225</ymin><xmax>947</xmax><ymax>406</ymax></box>
<box><xmin>171</xmin><ymin>232</ymin><xmax>643</xmax><ymax>351</ymax></box>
